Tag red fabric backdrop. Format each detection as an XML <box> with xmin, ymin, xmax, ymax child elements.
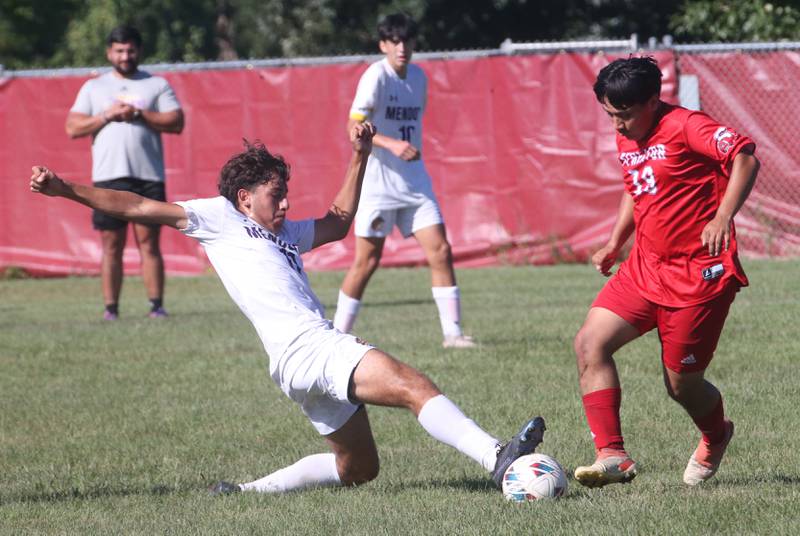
<box><xmin>678</xmin><ymin>52</ymin><xmax>800</xmax><ymax>257</ymax></box>
<box><xmin>1</xmin><ymin>52</ymin><xmax>678</xmax><ymax>275</ymax></box>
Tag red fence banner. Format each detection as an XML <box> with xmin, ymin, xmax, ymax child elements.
<box><xmin>1</xmin><ymin>51</ymin><xmax>687</xmax><ymax>275</ymax></box>
<box><xmin>678</xmin><ymin>51</ymin><xmax>800</xmax><ymax>257</ymax></box>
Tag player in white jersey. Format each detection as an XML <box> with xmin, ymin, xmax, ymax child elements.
<box><xmin>334</xmin><ymin>13</ymin><xmax>475</xmax><ymax>349</ymax></box>
<box><xmin>29</xmin><ymin>122</ymin><xmax>545</xmax><ymax>494</ymax></box>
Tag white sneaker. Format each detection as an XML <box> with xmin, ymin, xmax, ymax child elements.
<box><xmin>574</xmin><ymin>454</ymin><xmax>638</xmax><ymax>488</ymax></box>
<box><xmin>683</xmin><ymin>419</ymin><xmax>734</xmax><ymax>486</ymax></box>
<box><xmin>442</xmin><ymin>335</ymin><xmax>476</xmax><ymax>348</ymax></box>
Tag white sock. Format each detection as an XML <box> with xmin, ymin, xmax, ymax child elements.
<box><xmin>432</xmin><ymin>286</ymin><xmax>463</xmax><ymax>337</ymax></box>
<box><xmin>239</xmin><ymin>453</ymin><xmax>341</xmax><ymax>493</ymax></box>
<box><xmin>417</xmin><ymin>394</ymin><xmax>500</xmax><ymax>472</ymax></box>
<box><xmin>333</xmin><ymin>290</ymin><xmax>361</xmax><ymax>333</ymax></box>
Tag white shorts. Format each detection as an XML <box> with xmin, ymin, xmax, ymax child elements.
<box><xmin>272</xmin><ymin>326</ymin><xmax>374</xmax><ymax>435</ymax></box>
<box><xmin>354</xmin><ymin>196</ymin><xmax>443</xmax><ymax>238</ymax></box>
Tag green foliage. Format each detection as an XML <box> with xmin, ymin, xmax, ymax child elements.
<box><xmin>3</xmin><ymin>0</ymin><xmax>800</xmax><ymax>69</ymax></box>
<box><xmin>671</xmin><ymin>0</ymin><xmax>800</xmax><ymax>41</ymax></box>
<box><xmin>0</xmin><ymin>0</ymin><xmax>81</xmax><ymax>68</ymax></box>
<box><xmin>1</xmin><ymin>261</ymin><xmax>799</xmax><ymax>533</ymax></box>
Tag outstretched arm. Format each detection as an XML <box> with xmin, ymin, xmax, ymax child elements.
<box><xmin>592</xmin><ymin>192</ymin><xmax>635</xmax><ymax>276</ymax></box>
<box><xmin>29</xmin><ymin>166</ymin><xmax>188</xmax><ymax>229</ymax></box>
<box><xmin>701</xmin><ymin>150</ymin><xmax>759</xmax><ymax>256</ymax></box>
<box><xmin>312</xmin><ymin>122</ymin><xmax>377</xmax><ymax>248</ymax></box>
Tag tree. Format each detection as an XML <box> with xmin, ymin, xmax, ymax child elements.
<box><xmin>670</xmin><ymin>0</ymin><xmax>800</xmax><ymax>41</ymax></box>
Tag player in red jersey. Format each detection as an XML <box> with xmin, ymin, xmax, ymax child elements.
<box><xmin>572</xmin><ymin>57</ymin><xmax>760</xmax><ymax>487</ymax></box>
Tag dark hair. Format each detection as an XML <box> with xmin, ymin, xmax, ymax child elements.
<box><xmin>377</xmin><ymin>13</ymin><xmax>418</xmax><ymax>42</ymax></box>
<box><xmin>218</xmin><ymin>140</ymin><xmax>291</xmax><ymax>206</ymax></box>
<box><xmin>107</xmin><ymin>25</ymin><xmax>143</xmax><ymax>48</ymax></box>
<box><xmin>593</xmin><ymin>56</ymin><xmax>662</xmax><ymax>108</ymax></box>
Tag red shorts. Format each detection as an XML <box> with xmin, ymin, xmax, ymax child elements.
<box><xmin>592</xmin><ymin>269</ymin><xmax>739</xmax><ymax>373</ymax></box>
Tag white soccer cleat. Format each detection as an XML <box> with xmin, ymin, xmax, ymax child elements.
<box><xmin>574</xmin><ymin>454</ymin><xmax>637</xmax><ymax>488</ymax></box>
<box><xmin>442</xmin><ymin>334</ymin><xmax>476</xmax><ymax>349</ymax></box>
<box><xmin>683</xmin><ymin>419</ymin><xmax>734</xmax><ymax>486</ymax></box>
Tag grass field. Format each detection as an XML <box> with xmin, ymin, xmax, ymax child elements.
<box><xmin>1</xmin><ymin>260</ymin><xmax>799</xmax><ymax>534</ymax></box>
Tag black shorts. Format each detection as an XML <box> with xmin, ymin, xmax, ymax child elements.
<box><xmin>92</xmin><ymin>177</ymin><xmax>166</xmax><ymax>231</ymax></box>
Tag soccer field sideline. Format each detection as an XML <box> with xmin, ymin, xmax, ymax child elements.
<box><xmin>1</xmin><ymin>261</ymin><xmax>798</xmax><ymax>534</ymax></box>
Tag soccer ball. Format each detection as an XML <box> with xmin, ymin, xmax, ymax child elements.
<box><xmin>502</xmin><ymin>453</ymin><xmax>568</xmax><ymax>501</ymax></box>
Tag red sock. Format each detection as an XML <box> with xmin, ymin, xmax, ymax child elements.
<box><xmin>691</xmin><ymin>395</ymin><xmax>725</xmax><ymax>445</ymax></box>
<box><xmin>582</xmin><ymin>388</ymin><xmax>624</xmax><ymax>452</ymax></box>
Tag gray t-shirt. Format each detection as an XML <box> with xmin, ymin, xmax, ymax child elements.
<box><xmin>70</xmin><ymin>70</ymin><xmax>181</xmax><ymax>183</ymax></box>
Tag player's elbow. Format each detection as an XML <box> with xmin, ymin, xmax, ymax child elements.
<box><xmin>330</xmin><ymin>221</ymin><xmax>352</xmax><ymax>242</ymax></box>
<box><xmin>172</xmin><ymin>111</ymin><xmax>185</xmax><ymax>134</ymax></box>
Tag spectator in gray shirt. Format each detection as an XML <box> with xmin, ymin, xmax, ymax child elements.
<box><xmin>66</xmin><ymin>25</ymin><xmax>184</xmax><ymax>320</ymax></box>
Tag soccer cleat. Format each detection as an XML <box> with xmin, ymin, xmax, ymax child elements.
<box><xmin>442</xmin><ymin>334</ymin><xmax>476</xmax><ymax>349</ymax></box>
<box><xmin>574</xmin><ymin>452</ymin><xmax>638</xmax><ymax>488</ymax></box>
<box><xmin>103</xmin><ymin>310</ymin><xmax>118</xmax><ymax>321</ymax></box>
<box><xmin>209</xmin><ymin>481</ymin><xmax>241</xmax><ymax>495</ymax></box>
<box><xmin>491</xmin><ymin>416</ymin><xmax>546</xmax><ymax>488</ymax></box>
<box><xmin>148</xmin><ymin>307</ymin><xmax>168</xmax><ymax>319</ymax></box>
<box><xmin>683</xmin><ymin>419</ymin><xmax>734</xmax><ymax>486</ymax></box>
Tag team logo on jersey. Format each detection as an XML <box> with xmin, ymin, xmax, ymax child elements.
<box><xmin>243</xmin><ymin>225</ymin><xmax>302</xmax><ymax>274</ymax></box>
<box><xmin>619</xmin><ymin>144</ymin><xmax>666</xmax><ymax>167</ymax></box>
<box><xmin>702</xmin><ymin>263</ymin><xmax>724</xmax><ymax>281</ymax></box>
<box><xmin>385</xmin><ymin>106</ymin><xmax>421</xmax><ymax>121</ymax></box>
<box><xmin>713</xmin><ymin>127</ymin><xmax>738</xmax><ymax>154</ymax></box>
<box><xmin>370</xmin><ymin>216</ymin><xmax>385</xmax><ymax>232</ymax></box>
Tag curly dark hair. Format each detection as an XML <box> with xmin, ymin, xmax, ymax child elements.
<box><xmin>593</xmin><ymin>56</ymin><xmax>662</xmax><ymax>108</ymax></box>
<box><xmin>218</xmin><ymin>140</ymin><xmax>291</xmax><ymax>207</ymax></box>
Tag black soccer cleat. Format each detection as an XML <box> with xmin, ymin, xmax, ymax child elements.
<box><xmin>491</xmin><ymin>416</ymin><xmax>546</xmax><ymax>488</ymax></box>
<box><xmin>209</xmin><ymin>480</ymin><xmax>242</xmax><ymax>495</ymax></box>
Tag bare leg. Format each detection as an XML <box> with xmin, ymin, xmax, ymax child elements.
<box><xmin>574</xmin><ymin>307</ymin><xmax>640</xmax><ymax>395</ymax></box>
<box><xmin>100</xmin><ymin>228</ymin><xmax>127</xmax><ymax>308</ymax></box>
<box><xmin>133</xmin><ymin>223</ymin><xmax>164</xmax><ymax>303</ymax></box>
<box><xmin>340</xmin><ymin>236</ymin><xmax>385</xmax><ymax>300</ymax></box>
<box><xmin>573</xmin><ymin>307</ymin><xmax>642</xmax><ymax>487</ymax></box>
<box><xmin>335</xmin><ymin>236</ymin><xmax>385</xmax><ymax>333</ymax></box>
<box><xmin>350</xmin><ymin>349</ymin><xmax>501</xmax><ymax>471</ymax></box>
<box><xmin>413</xmin><ymin>224</ymin><xmax>455</xmax><ymax>287</ymax></box>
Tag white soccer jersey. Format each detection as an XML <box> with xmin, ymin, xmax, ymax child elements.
<box><xmin>350</xmin><ymin>58</ymin><xmax>436</xmax><ymax>208</ymax></box>
<box><xmin>176</xmin><ymin>197</ymin><xmax>330</xmax><ymax>370</ymax></box>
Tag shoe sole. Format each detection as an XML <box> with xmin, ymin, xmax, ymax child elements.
<box><xmin>574</xmin><ymin>467</ymin><xmax>636</xmax><ymax>488</ymax></box>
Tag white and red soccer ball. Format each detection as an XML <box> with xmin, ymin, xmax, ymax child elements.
<box><xmin>502</xmin><ymin>453</ymin><xmax>568</xmax><ymax>501</ymax></box>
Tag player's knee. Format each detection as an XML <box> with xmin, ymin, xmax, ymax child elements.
<box><xmin>354</xmin><ymin>252</ymin><xmax>381</xmax><ymax>275</ymax></box>
<box><xmin>664</xmin><ymin>377</ymin><xmax>699</xmax><ymax>404</ymax></box>
<box><xmin>427</xmin><ymin>240</ymin><xmax>452</xmax><ymax>268</ymax></box>
<box><xmin>573</xmin><ymin>327</ymin><xmax>593</xmax><ymax>361</ymax></box>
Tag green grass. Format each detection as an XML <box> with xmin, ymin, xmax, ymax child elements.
<box><xmin>1</xmin><ymin>260</ymin><xmax>798</xmax><ymax>534</ymax></box>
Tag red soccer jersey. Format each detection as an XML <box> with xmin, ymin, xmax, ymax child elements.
<box><xmin>615</xmin><ymin>104</ymin><xmax>754</xmax><ymax>307</ymax></box>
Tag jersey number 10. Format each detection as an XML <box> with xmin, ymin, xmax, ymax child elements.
<box><xmin>399</xmin><ymin>125</ymin><xmax>415</xmax><ymax>142</ymax></box>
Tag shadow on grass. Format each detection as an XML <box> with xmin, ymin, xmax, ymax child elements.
<box><xmin>320</xmin><ymin>298</ymin><xmax>431</xmax><ymax>311</ymax></box>
<box><xmin>721</xmin><ymin>473</ymin><xmax>800</xmax><ymax>486</ymax></box>
<box><xmin>2</xmin><ymin>483</ymin><xmax>184</xmax><ymax>505</ymax></box>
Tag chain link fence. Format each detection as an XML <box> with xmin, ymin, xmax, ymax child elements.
<box><xmin>676</xmin><ymin>44</ymin><xmax>800</xmax><ymax>257</ymax></box>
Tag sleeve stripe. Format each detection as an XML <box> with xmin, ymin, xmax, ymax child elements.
<box><xmin>349</xmin><ymin>112</ymin><xmax>367</xmax><ymax>121</ymax></box>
